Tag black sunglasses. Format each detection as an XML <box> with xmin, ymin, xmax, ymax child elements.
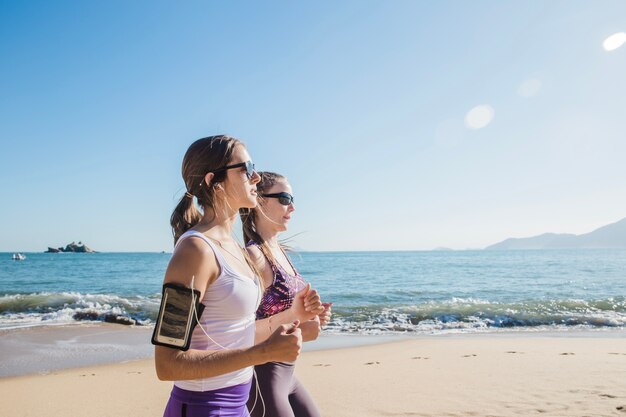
<box><xmin>212</xmin><ymin>160</ymin><xmax>256</xmax><ymax>179</ymax></box>
<box><xmin>262</xmin><ymin>192</ymin><xmax>294</xmax><ymax>206</ymax></box>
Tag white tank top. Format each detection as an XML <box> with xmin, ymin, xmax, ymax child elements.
<box><xmin>173</xmin><ymin>230</ymin><xmax>262</xmax><ymax>392</ymax></box>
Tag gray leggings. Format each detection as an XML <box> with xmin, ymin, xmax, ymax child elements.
<box><xmin>247</xmin><ymin>361</ymin><xmax>321</xmax><ymax>417</ymax></box>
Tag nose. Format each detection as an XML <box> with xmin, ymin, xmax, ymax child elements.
<box><xmin>288</xmin><ymin>202</ymin><xmax>295</xmax><ymax>212</ymax></box>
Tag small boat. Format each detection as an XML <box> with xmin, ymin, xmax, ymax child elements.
<box><xmin>12</xmin><ymin>253</ymin><xmax>26</xmax><ymax>261</ymax></box>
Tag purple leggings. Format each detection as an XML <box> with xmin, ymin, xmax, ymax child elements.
<box><xmin>164</xmin><ymin>381</ymin><xmax>252</xmax><ymax>417</ymax></box>
<box><xmin>247</xmin><ymin>362</ymin><xmax>321</xmax><ymax>417</ymax></box>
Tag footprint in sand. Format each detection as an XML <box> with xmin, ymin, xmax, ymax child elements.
<box><xmin>617</xmin><ymin>405</ymin><xmax>626</xmax><ymax>413</ymax></box>
<box><xmin>411</xmin><ymin>356</ymin><xmax>430</xmax><ymax>360</ymax></box>
<box><xmin>127</xmin><ymin>371</ymin><xmax>142</xmax><ymax>374</ymax></box>
<box><xmin>609</xmin><ymin>352</ymin><xmax>626</xmax><ymax>356</ymax></box>
<box><xmin>506</xmin><ymin>351</ymin><xmax>524</xmax><ymax>354</ymax></box>
<box><xmin>462</xmin><ymin>354</ymin><xmax>477</xmax><ymax>358</ymax></box>
<box><xmin>313</xmin><ymin>364</ymin><xmax>331</xmax><ymax>367</ymax></box>
<box><xmin>559</xmin><ymin>352</ymin><xmax>575</xmax><ymax>355</ymax></box>
<box><xmin>364</xmin><ymin>361</ymin><xmax>381</xmax><ymax>365</ymax></box>
<box><xmin>600</xmin><ymin>394</ymin><xmax>617</xmax><ymax>399</ymax></box>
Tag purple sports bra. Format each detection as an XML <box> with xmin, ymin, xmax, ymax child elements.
<box><xmin>249</xmin><ymin>242</ymin><xmax>307</xmax><ymax>320</ymax></box>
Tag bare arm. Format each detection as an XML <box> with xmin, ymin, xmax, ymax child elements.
<box><xmin>155</xmin><ymin>328</ymin><xmax>300</xmax><ymax>381</ymax></box>
<box><xmin>154</xmin><ymin>237</ymin><xmax>301</xmax><ymax>381</ymax></box>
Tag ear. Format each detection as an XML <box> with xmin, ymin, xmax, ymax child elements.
<box><xmin>203</xmin><ymin>172</ymin><xmax>215</xmax><ymax>187</ymax></box>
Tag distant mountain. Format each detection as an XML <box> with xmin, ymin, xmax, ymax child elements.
<box><xmin>485</xmin><ymin>217</ymin><xmax>626</xmax><ymax>250</ymax></box>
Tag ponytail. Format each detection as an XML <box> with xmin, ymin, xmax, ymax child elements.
<box><xmin>240</xmin><ymin>207</ymin><xmax>263</xmax><ymax>246</ymax></box>
<box><xmin>170</xmin><ymin>194</ymin><xmax>203</xmax><ymax>244</ymax></box>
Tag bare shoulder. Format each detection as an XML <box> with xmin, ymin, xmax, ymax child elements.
<box><xmin>246</xmin><ymin>244</ymin><xmax>271</xmax><ymax>273</ymax></box>
<box><xmin>245</xmin><ymin>244</ymin><xmax>266</xmax><ymax>265</ymax></box>
<box><xmin>245</xmin><ymin>244</ymin><xmax>274</xmax><ymax>288</ymax></box>
<box><xmin>164</xmin><ymin>237</ymin><xmax>220</xmax><ymax>290</ymax></box>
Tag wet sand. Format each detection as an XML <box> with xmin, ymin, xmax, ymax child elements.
<box><xmin>0</xmin><ymin>323</ymin><xmax>405</xmax><ymax>377</ymax></box>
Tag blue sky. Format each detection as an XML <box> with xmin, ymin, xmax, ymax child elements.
<box><xmin>1</xmin><ymin>1</ymin><xmax>625</xmax><ymax>252</ymax></box>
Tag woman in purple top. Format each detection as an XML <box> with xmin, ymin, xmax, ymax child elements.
<box><xmin>240</xmin><ymin>172</ymin><xmax>332</xmax><ymax>417</ymax></box>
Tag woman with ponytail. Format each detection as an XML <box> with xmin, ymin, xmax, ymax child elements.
<box><xmin>156</xmin><ymin>136</ymin><xmax>323</xmax><ymax>417</ymax></box>
<box><xmin>241</xmin><ymin>172</ymin><xmax>332</xmax><ymax>417</ymax></box>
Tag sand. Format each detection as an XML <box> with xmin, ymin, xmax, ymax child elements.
<box><xmin>1</xmin><ymin>334</ymin><xmax>625</xmax><ymax>416</ymax></box>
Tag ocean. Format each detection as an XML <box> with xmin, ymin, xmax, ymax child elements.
<box><xmin>1</xmin><ymin>250</ymin><xmax>625</xmax><ymax>334</ymax></box>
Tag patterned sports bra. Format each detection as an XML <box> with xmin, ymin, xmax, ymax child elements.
<box><xmin>249</xmin><ymin>242</ymin><xmax>307</xmax><ymax>320</ymax></box>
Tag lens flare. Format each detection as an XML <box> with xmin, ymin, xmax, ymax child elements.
<box><xmin>603</xmin><ymin>32</ymin><xmax>626</xmax><ymax>51</ymax></box>
<box><xmin>464</xmin><ymin>105</ymin><xmax>495</xmax><ymax>130</ymax></box>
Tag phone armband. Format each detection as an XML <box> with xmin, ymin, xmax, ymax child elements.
<box><xmin>151</xmin><ymin>283</ymin><xmax>205</xmax><ymax>351</ymax></box>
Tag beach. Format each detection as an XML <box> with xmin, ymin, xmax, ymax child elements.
<box><xmin>4</xmin><ymin>0</ymin><xmax>626</xmax><ymax>414</ymax></box>
<box><xmin>2</xmin><ymin>250</ymin><xmax>626</xmax><ymax>415</ymax></box>
<box><xmin>2</xmin><ymin>330</ymin><xmax>626</xmax><ymax>417</ymax></box>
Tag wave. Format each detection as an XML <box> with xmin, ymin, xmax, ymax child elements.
<box><xmin>1</xmin><ymin>293</ymin><xmax>625</xmax><ymax>333</ymax></box>
<box><xmin>323</xmin><ymin>297</ymin><xmax>626</xmax><ymax>334</ymax></box>
<box><xmin>0</xmin><ymin>292</ymin><xmax>160</xmax><ymax>329</ymax></box>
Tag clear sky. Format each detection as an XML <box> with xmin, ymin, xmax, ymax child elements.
<box><xmin>1</xmin><ymin>1</ymin><xmax>625</xmax><ymax>252</ymax></box>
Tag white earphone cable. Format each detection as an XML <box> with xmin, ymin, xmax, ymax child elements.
<box><xmin>189</xmin><ymin>274</ymin><xmax>265</xmax><ymax>417</ymax></box>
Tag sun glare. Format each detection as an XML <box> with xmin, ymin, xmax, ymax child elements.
<box><xmin>465</xmin><ymin>105</ymin><xmax>495</xmax><ymax>130</ymax></box>
<box><xmin>603</xmin><ymin>32</ymin><xmax>626</xmax><ymax>51</ymax></box>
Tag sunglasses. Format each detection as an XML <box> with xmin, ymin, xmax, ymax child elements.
<box><xmin>262</xmin><ymin>192</ymin><xmax>294</xmax><ymax>206</ymax></box>
<box><xmin>212</xmin><ymin>160</ymin><xmax>256</xmax><ymax>179</ymax></box>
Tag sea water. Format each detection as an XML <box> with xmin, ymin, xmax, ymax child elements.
<box><xmin>1</xmin><ymin>250</ymin><xmax>625</xmax><ymax>334</ymax></box>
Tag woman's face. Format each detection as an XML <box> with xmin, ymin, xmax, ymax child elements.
<box><xmin>221</xmin><ymin>145</ymin><xmax>260</xmax><ymax>210</ymax></box>
<box><xmin>257</xmin><ymin>178</ymin><xmax>295</xmax><ymax>233</ymax></box>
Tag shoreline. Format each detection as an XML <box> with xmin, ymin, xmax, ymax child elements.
<box><xmin>1</xmin><ymin>334</ymin><xmax>625</xmax><ymax>416</ymax></box>
<box><xmin>0</xmin><ymin>323</ymin><xmax>412</xmax><ymax>378</ymax></box>
<box><xmin>2</xmin><ymin>323</ymin><xmax>625</xmax><ymax>378</ymax></box>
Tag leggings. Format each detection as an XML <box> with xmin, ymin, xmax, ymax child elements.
<box><xmin>164</xmin><ymin>381</ymin><xmax>252</xmax><ymax>417</ymax></box>
<box><xmin>247</xmin><ymin>362</ymin><xmax>321</xmax><ymax>417</ymax></box>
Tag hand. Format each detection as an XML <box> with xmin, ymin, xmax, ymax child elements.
<box><xmin>263</xmin><ymin>321</ymin><xmax>302</xmax><ymax>363</ymax></box>
<box><xmin>291</xmin><ymin>283</ymin><xmax>324</xmax><ymax>321</ymax></box>
<box><xmin>318</xmin><ymin>302</ymin><xmax>333</xmax><ymax>327</ymax></box>
<box><xmin>300</xmin><ymin>316</ymin><xmax>321</xmax><ymax>342</ymax></box>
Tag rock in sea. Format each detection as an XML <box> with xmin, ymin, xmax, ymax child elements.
<box><xmin>104</xmin><ymin>314</ymin><xmax>137</xmax><ymax>326</ymax></box>
<box><xmin>45</xmin><ymin>241</ymin><xmax>97</xmax><ymax>253</ymax></box>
